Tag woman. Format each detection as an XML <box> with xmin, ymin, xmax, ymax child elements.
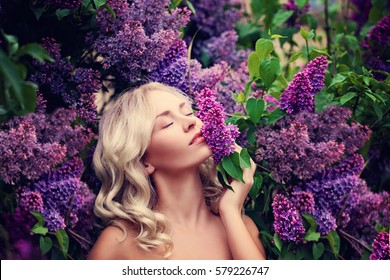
<box><xmin>87</xmin><ymin>82</ymin><xmax>266</xmax><ymax>260</ymax></box>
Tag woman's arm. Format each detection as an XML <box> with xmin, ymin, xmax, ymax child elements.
<box><xmin>218</xmin><ymin>145</ymin><xmax>266</xmax><ymax>260</ymax></box>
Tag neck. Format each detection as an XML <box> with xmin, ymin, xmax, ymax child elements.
<box><xmin>152</xmin><ymin>168</ymin><xmax>211</xmax><ymax>228</ymax></box>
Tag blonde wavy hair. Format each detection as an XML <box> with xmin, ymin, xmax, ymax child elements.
<box><xmin>93</xmin><ymin>82</ymin><xmax>223</xmax><ymax>258</ymax></box>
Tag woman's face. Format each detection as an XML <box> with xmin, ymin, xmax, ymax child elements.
<box><xmin>144</xmin><ymin>90</ymin><xmax>212</xmax><ymax>174</ymax></box>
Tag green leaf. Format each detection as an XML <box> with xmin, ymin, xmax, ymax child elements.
<box><xmin>15</xmin><ymin>43</ymin><xmax>54</xmax><ymax>62</ymax></box>
<box><xmin>221</xmin><ymin>152</ymin><xmax>244</xmax><ymax>183</ymax></box>
<box><xmin>239</xmin><ymin>148</ymin><xmax>252</xmax><ymax>169</ymax></box>
<box><xmin>329</xmin><ymin>73</ymin><xmax>350</xmax><ymax>88</ymax></box>
<box><xmin>326</xmin><ymin>230</ymin><xmax>340</xmax><ymax>257</ymax></box>
<box><xmin>315</xmin><ymin>91</ymin><xmax>335</xmax><ymax>112</ymax></box>
<box><xmin>216</xmin><ymin>164</ymin><xmax>233</xmax><ymax>191</ymax></box>
<box><xmin>259</xmin><ymin>57</ymin><xmax>281</xmax><ymax>89</ymax></box>
<box><xmin>296</xmin><ymin>0</ymin><xmax>309</xmax><ymax>9</ymax></box>
<box><xmin>249</xmin><ymin>175</ymin><xmax>263</xmax><ymax>200</ymax></box>
<box><xmin>340</xmin><ymin>92</ymin><xmax>357</xmax><ymax>105</ymax></box>
<box><xmin>246</xmin><ymin>98</ymin><xmax>265</xmax><ymax>124</ymax></box>
<box><xmin>255</xmin><ymin>38</ymin><xmax>274</xmax><ymax>61</ymax></box>
<box><xmin>102</xmin><ymin>3</ymin><xmax>116</xmax><ymax>18</ymax></box>
<box><xmin>267</xmin><ymin>108</ymin><xmax>285</xmax><ymax>125</ymax></box>
<box><xmin>365</xmin><ymin>92</ymin><xmax>377</xmax><ymax>102</ymax></box>
<box><xmin>271</xmin><ymin>34</ymin><xmax>288</xmax><ymax>39</ymax></box>
<box><xmin>302</xmin><ymin>213</ymin><xmax>317</xmax><ymax>232</ymax></box>
<box><xmin>39</xmin><ymin>236</ymin><xmax>52</xmax><ymax>255</ymax></box>
<box><xmin>288</xmin><ymin>51</ymin><xmax>303</xmax><ymax>63</ymax></box>
<box><xmin>312</xmin><ymin>243</ymin><xmax>325</xmax><ymax>260</ymax></box>
<box><xmin>56</xmin><ymin>9</ymin><xmax>71</xmax><ymax>20</ymax></box>
<box><xmin>185</xmin><ymin>1</ymin><xmax>196</xmax><ymax>15</ymax></box>
<box><xmin>300</xmin><ymin>26</ymin><xmax>309</xmax><ymax>40</ymax></box>
<box><xmin>2</xmin><ymin>32</ymin><xmax>19</xmax><ymax>56</ymax></box>
<box><xmin>310</xmin><ymin>48</ymin><xmax>330</xmax><ymax>60</ymax></box>
<box><xmin>272</xmin><ymin>10</ymin><xmax>294</xmax><ymax>27</ymax></box>
<box><xmin>32</xmin><ymin>226</ymin><xmax>48</xmax><ymax>235</ymax></box>
<box><xmin>93</xmin><ymin>0</ymin><xmax>107</xmax><ymax>9</ymax></box>
<box><xmin>274</xmin><ymin>233</ymin><xmax>283</xmax><ymax>252</ymax></box>
<box><xmin>304</xmin><ymin>232</ymin><xmax>320</xmax><ymax>242</ymax></box>
<box><xmin>55</xmin><ymin>229</ymin><xmax>69</xmax><ymax>258</ymax></box>
<box><xmin>373</xmin><ymin>104</ymin><xmax>383</xmax><ymax>120</ymax></box>
<box><xmin>30</xmin><ymin>212</ymin><xmax>45</xmax><ymax>226</ymax></box>
<box><xmin>247</xmin><ymin>52</ymin><xmax>260</xmax><ymax>78</ymax></box>
<box><xmin>246</xmin><ymin>125</ymin><xmax>256</xmax><ymax>146</ymax></box>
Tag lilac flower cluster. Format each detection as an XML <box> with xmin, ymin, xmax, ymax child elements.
<box><xmin>303</xmin><ymin>56</ymin><xmax>328</xmax><ymax>95</ymax></box>
<box><xmin>345</xmin><ymin>179</ymin><xmax>390</xmax><ymax>248</ymax></box>
<box><xmin>283</xmin><ymin>0</ymin><xmax>311</xmax><ymax>30</ymax></box>
<box><xmin>202</xmin><ymin>30</ymin><xmax>251</xmax><ymax>69</ymax></box>
<box><xmin>196</xmin><ymin>87</ymin><xmax>239</xmax><ymax>163</ymax></box>
<box><xmin>43</xmin><ymin>0</ymin><xmax>82</xmax><ymax>10</ymax></box>
<box><xmin>31</xmin><ymin>38</ymin><xmax>100</xmax><ymax>123</ymax></box>
<box><xmin>149</xmin><ymin>41</ymin><xmax>230</xmax><ymax>98</ymax></box>
<box><xmin>369</xmin><ymin>232</ymin><xmax>390</xmax><ymax>260</ymax></box>
<box><xmin>255</xmin><ymin>120</ymin><xmax>344</xmax><ymax>183</ymax></box>
<box><xmin>88</xmin><ymin>0</ymin><xmax>190</xmax><ymax>83</ymax></box>
<box><xmin>291</xmin><ymin>191</ymin><xmax>315</xmax><ymax>215</ymax></box>
<box><xmin>272</xmin><ymin>194</ymin><xmax>306</xmax><ymax>243</ymax></box>
<box><xmin>0</xmin><ymin>101</ymin><xmax>94</xmax><ymax>185</ymax></box>
<box><xmin>280</xmin><ymin>72</ymin><xmax>314</xmax><ymax>114</ymax></box>
<box><xmin>190</xmin><ymin>0</ymin><xmax>241</xmax><ymax>38</ymax></box>
<box><xmin>280</xmin><ymin>56</ymin><xmax>328</xmax><ymax>114</ymax></box>
<box><xmin>0</xmin><ymin>120</ymin><xmax>66</xmax><ymax>185</ymax></box>
<box><xmin>366</xmin><ymin>14</ymin><xmax>390</xmax><ymax>48</ymax></box>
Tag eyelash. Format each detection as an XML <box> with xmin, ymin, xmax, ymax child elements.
<box><xmin>162</xmin><ymin>113</ymin><xmax>194</xmax><ymax>128</ymax></box>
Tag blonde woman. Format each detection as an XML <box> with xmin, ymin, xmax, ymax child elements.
<box><xmin>87</xmin><ymin>82</ymin><xmax>266</xmax><ymax>260</ymax></box>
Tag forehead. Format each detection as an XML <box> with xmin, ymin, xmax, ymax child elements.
<box><xmin>147</xmin><ymin>90</ymin><xmax>188</xmax><ymax>112</ymax></box>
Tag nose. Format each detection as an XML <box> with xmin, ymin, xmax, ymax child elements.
<box><xmin>183</xmin><ymin>115</ymin><xmax>196</xmax><ymax>132</ymax></box>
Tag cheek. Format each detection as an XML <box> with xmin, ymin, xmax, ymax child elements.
<box><xmin>146</xmin><ymin>132</ymin><xmax>185</xmax><ymax>164</ymax></box>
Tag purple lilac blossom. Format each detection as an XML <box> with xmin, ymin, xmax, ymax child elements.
<box><xmin>312</xmin><ymin>207</ymin><xmax>337</xmax><ymax>235</ymax></box>
<box><xmin>272</xmin><ymin>194</ymin><xmax>306</xmax><ymax>243</ymax></box>
<box><xmin>255</xmin><ymin>121</ymin><xmax>344</xmax><ymax>183</ymax></box>
<box><xmin>303</xmin><ymin>56</ymin><xmax>328</xmax><ymax>95</ymax></box>
<box><xmin>289</xmin><ymin>106</ymin><xmax>372</xmax><ymax>155</ymax></box>
<box><xmin>196</xmin><ymin>88</ymin><xmax>239</xmax><ymax>163</ymax></box>
<box><xmin>369</xmin><ymin>232</ymin><xmax>390</xmax><ymax>260</ymax></box>
<box><xmin>279</xmin><ymin>71</ymin><xmax>315</xmax><ymax>114</ymax></box>
<box><xmin>18</xmin><ymin>191</ymin><xmax>44</xmax><ymax>213</ymax></box>
<box><xmin>31</xmin><ymin>38</ymin><xmax>101</xmax><ymax>118</ymax></box>
<box><xmin>89</xmin><ymin>0</ymin><xmax>190</xmax><ymax>83</ymax></box>
<box><xmin>0</xmin><ymin>120</ymin><xmax>67</xmax><ymax>185</ymax></box>
<box><xmin>367</xmin><ymin>14</ymin><xmax>390</xmax><ymax>49</ymax></box>
<box><xmin>291</xmin><ymin>191</ymin><xmax>315</xmax><ymax>215</ymax></box>
<box><xmin>264</xmin><ymin>94</ymin><xmax>280</xmax><ymax>112</ymax></box>
<box><xmin>203</xmin><ymin>30</ymin><xmax>250</xmax><ymax>69</ymax></box>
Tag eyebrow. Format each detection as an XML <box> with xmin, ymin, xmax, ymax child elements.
<box><xmin>156</xmin><ymin>102</ymin><xmax>188</xmax><ymax>119</ymax></box>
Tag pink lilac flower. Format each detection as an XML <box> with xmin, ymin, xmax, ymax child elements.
<box><xmin>272</xmin><ymin>194</ymin><xmax>306</xmax><ymax>243</ymax></box>
<box><xmin>369</xmin><ymin>232</ymin><xmax>390</xmax><ymax>260</ymax></box>
<box><xmin>280</xmin><ymin>71</ymin><xmax>314</xmax><ymax>114</ymax></box>
<box><xmin>18</xmin><ymin>191</ymin><xmax>44</xmax><ymax>213</ymax></box>
<box><xmin>291</xmin><ymin>191</ymin><xmax>315</xmax><ymax>215</ymax></box>
<box><xmin>303</xmin><ymin>56</ymin><xmax>328</xmax><ymax>95</ymax></box>
<box><xmin>196</xmin><ymin>88</ymin><xmax>239</xmax><ymax>163</ymax></box>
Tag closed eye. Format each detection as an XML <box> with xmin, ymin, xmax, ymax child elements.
<box><xmin>163</xmin><ymin>122</ymin><xmax>173</xmax><ymax>128</ymax></box>
<box><xmin>186</xmin><ymin>112</ymin><xmax>194</xmax><ymax>116</ymax></box>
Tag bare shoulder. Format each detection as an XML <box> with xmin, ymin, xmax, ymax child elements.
<box><xmin>87</xmin><ymin>224</ymin><xmax>160</xmax><ymax>260</ymax></box>
<box><xmin>243</xmin><ymin>215</ymin><xmax>266</xmax><ymax>258</ymax></box>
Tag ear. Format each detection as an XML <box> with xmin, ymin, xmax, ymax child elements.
<box><xmin>144</xmin><ymin>162</ymin><xmax>155</xmax><ymax>175</ymax></box>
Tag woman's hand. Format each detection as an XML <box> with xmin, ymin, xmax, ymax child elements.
<box><xmin>218</xmin><ymin>144</ymin><xmax>257</xmax><ymax>216</ymax></box>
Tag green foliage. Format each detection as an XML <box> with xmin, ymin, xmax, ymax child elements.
<box><xmin>0</xmin><ymin>32</ymin><xmax>53</xmax><ymax>122</ymax></box>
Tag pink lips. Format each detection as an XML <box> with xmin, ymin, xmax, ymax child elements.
<box><xmin>190</xmin><ymin>131</ymin><xmax>205</xmax><ymax>145</ymax></box>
